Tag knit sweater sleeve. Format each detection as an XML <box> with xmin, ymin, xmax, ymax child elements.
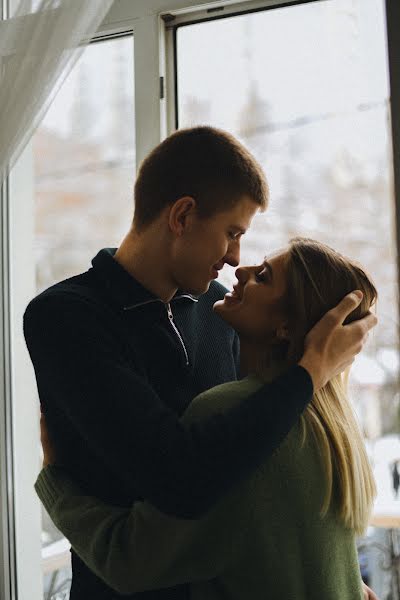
<box><xmin>35</xmin><ymin>465</ymin><xmax>249</xmax><ymax>595</ymax></box>
<box><xmin>34</xmin><ymin>383</ymin><xmax>258</xmax><ymax>595</ymax></box>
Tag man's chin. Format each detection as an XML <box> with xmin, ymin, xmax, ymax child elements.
<box><xmin>185</xmin><ymin>280</ymin><xmax>211</xmax><ymax>296</ymax></box>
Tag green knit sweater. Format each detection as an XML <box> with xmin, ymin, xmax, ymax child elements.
<box><xmin>35</xmin><ymin>376</ymin><xmax>363</xmax><ymax>600</ymax></box>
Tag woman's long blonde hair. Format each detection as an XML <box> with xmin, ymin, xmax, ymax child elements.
<box><xmin>284</xmin><ymin>237</ymin><xmax>377</xmax><ymax>535</ymax></box>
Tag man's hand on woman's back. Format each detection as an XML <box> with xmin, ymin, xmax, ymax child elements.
<box><xmin>299</xmin><ymin>290</ymin><xmax>377</xmax><ymax>391</ymax></box>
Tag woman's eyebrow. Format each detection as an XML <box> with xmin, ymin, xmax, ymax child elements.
<box><xmin>262</xmin><ymin>258</ymin><xmax>274</xmax><ymax>281</ymax></box>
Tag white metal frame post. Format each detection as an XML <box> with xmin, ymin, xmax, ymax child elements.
<box><xmin>0</xmin><ymin>179</ymin><xmax>17</xmax><ymax>600</ymax></box>
<box><xmin>385</xmin><ymin>0</ymin><xmax>400</xmax><ymax>348</ymax></box>
<box><xmin>0</xmin><ymin>0</ymin><xmax>18</xmax><ymax>595</ymax></box>
<box><xmin>9</xmin><ymin>144</ymin><xmax>42</xmax><ymax>600</ymax></box>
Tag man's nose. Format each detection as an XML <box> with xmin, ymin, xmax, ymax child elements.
<box><xmin>224</xmin><ymin>240</ymin><xmax>240</xmax><ymax>267</ymax></box>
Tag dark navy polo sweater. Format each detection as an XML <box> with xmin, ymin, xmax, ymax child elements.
<box><xmin>24</xmin><ymin>248</ymin><xmax>313</xmax><ymax>600</ymax></box>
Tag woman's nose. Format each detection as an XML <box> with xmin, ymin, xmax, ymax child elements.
<box><xmin>235</xmin><ymin>266</ymin><xmax>249</xmax><ymax>283</ymax></box>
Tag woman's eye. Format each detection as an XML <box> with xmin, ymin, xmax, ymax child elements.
<box><xmin>255</xmin><ymin>268</ymin><xmax>270</xmax><ymax>283</ymax></box>
<box><xmin>255</xmin><ymin>271</ymin><xmax>265</xmax><ymax>282</ymax></box>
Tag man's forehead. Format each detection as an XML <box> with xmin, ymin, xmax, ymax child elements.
<box><xmin>224</xmin><ymin>198</ymin><xmax>259</xmax><ymax>222</ymax></box>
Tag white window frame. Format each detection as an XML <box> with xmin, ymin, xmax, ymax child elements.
<box><xmin>100</xmin><ymin>0</ymin><xmax>306</xmax><ymax>165</ymax></box>
<box><xmin>386</xmin><ymin>0</ymin><xmax>400</xmax><ymax>297</ymax></box>
<box><xmin>0</xmin><ymin>0</ymin><xmax>398</xmax><ymax>599</ymax></box>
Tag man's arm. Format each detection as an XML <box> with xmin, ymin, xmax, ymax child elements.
<box><xmin>25</xmin><ymin>290</ymin><xmax>375</xmax><ymax>518</ymax></box>
<box><xmin>35</xmin><ymin>464</ymin><xmax>246</xmax><ymax>595</ymax></box>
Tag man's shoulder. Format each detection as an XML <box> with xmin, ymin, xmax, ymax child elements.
<box><xmin>24</xmin><ymin>270</ymin><xmax>110</xmax><ymax>327</ymax></box>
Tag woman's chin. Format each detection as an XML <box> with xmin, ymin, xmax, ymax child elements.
<box><xmin>213</xmin><ymin>296</ymin><xmax>241</xmax><ymax>327</ymax></box>
<box><xmin>213</xmin><ymin>299</ymin><xmax>226</xmax><ymax>316</ymax></box>
<box><xmin>215</xmin><ymin>292</ymin><xmax>242</xmax><ymax>310</ymax></box>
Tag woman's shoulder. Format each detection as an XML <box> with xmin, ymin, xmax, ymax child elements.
<box><xmin>182</xmin><ymin>376</ymin><xmax>265</xmax><ymax>423</ymax></box>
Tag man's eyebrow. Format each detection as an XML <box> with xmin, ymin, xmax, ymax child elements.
<box><xmin>263</xmin><ymin>257</ymin><xmax>273</xmax><ymax>281</ymax></box>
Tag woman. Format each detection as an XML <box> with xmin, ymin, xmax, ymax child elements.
<box><xmin>36</xmin><ymin>237</ymin><xmax>377</xmax><ymax>599</ymax></box>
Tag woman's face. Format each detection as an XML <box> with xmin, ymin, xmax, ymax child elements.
<box><xmin>214</xmin><ymin>249</ymin><xmax>289</xmax><ymax>342</ymax></box>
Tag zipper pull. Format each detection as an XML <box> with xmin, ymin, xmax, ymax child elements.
<box><xmin>167</xmin><ymin>303</ymin><xmax>173</xmax><ymax>319</ymax></box>
<box><xmin>165</xmin><ymin>302</ymin><xmax>190</xmax><ymax>367</ymax></box>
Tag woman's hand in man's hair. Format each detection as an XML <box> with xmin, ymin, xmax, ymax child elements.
<box><xmin>298</xmin><ymin>290</ymin><xmax>378</xmax><ymax>391</ymax></box>
<box><xmin>40</xmin><ymin>412</ymin><xmax>57</xmax><ymax>467</ymax></box>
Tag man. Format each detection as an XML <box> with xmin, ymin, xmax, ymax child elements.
<box><xmin>24</xmin><ymin>127</ymin><xmax>377</xmax><ymax>600</ymax></box>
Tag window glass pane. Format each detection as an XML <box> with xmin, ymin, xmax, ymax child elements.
<box><xmin>177</xmin><ymin>1</ymin><xmax>399</xmax><ymax>595</ymax></box>
<box><xmin>33</xmin><ymin>35</ymin><xmax>135</xmax><ymax>599</ymax></box>
<box><xmin>35</xmin><ymin>36</ymin><xmax>135</xmax><ymax>292</ymax></box>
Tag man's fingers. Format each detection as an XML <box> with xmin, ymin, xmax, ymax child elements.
<box><xmin>363</xmin><ymin>312</ymin><xmax>378</xmax><ymax>332</ymax></box>
<box><xmin>344</xmin><ymin>312</ymin><xmax>378</xmax><ymax>339</ymax></box>
<box><xmin>330</xmin><ymin>290</ymin><xmax>363</xmax><ymax>324</ymax></box>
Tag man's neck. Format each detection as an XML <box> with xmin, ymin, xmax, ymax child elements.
<box><xmin>114</xmin><ymin>227</ymin><xmax>178</xmax><ymax>303</ymax></box>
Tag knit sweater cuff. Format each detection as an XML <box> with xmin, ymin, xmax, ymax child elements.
<box><xmin>289</xmin><ymin>364</ymin><xmax>314</xmax><ymax>397</ymax></box>
<box><xmin>35</xmin><ymin>465</ymin><xmax>74</xmax><ymax>515</ymax></box>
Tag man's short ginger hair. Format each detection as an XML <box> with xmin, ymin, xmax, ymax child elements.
<box><xmin>133</xmin><ymin>126</ymin><xmax>269</xmax><ymax>230</ymax></box>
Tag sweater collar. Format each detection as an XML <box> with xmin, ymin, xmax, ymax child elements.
<box><xmin>91</xmin><ymin>248</ymin><xmax>198</xmax><ymax>310</ymax></box>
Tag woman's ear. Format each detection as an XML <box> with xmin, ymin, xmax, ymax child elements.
<box><xmin>168</xmin><ymin>196</ymin><xmax>196</xmax><ymax>236</ymax></box>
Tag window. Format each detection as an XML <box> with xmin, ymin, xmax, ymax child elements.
<box><xmin>2</xmin><ymin>1</ymin><xmax>399</xmax><ymax>599</ymax></box>
<box><xmin>23</xmin><ymin>33</ymin><xmax>134</xmax><ymax>600</ymax></box>
<box><xmin>35</xmin><ymin>35</ymin><xmax>135</xmax><ymax>292</ymax></box>
<box><xmin>176</xmin><ymin>0</ymin><xmax>398</xmax><ymax>593</ymax></box>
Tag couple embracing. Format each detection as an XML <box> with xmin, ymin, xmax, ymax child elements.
<box><xmin>25</xmin><ymin>126</ymin><xmax>378</xmax><ymax>600</ymax></box>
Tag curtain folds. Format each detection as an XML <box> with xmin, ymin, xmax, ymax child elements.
<box><xmin>0</xmin><ymin>0</ymin><xmax>114</xmax><ymax>185</ymax></box>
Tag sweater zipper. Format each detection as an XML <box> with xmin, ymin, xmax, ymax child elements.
<box><xmin>166</xmin><ymin>303</ymin><xmax>189</xmax><ymax>366</ymax></box>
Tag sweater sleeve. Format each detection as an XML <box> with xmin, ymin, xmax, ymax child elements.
<box><xmin>25</xmin><ymin>292</ymin><xmax>313</xmax><ymax>518</ymax></box>
<box><xmin>35</xmin><ymin>465</ymin><xmax>249</xmax><ymax>595</ymax></box>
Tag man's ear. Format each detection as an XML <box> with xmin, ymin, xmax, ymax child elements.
<box><xmin>168</xmin><ymin>196</ymin><xmax>196</xmax><ymax>236</ymax></box>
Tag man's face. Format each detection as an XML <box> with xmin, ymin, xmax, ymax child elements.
<box><xmin>171</xmin><ymin>196</ymin><xmax>259</xmax><ymax>295</ymax></box>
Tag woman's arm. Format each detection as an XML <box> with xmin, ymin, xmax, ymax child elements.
<box><xmin>35</xmin><ymin>465</ymin><xmax>248</xmax><ymax>595</ymax></box>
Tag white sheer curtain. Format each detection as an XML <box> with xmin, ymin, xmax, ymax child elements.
<box><xmin>0</xmin><ymin>0</ymin><xmax>114</xmax><ymax>184</ymax></box>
